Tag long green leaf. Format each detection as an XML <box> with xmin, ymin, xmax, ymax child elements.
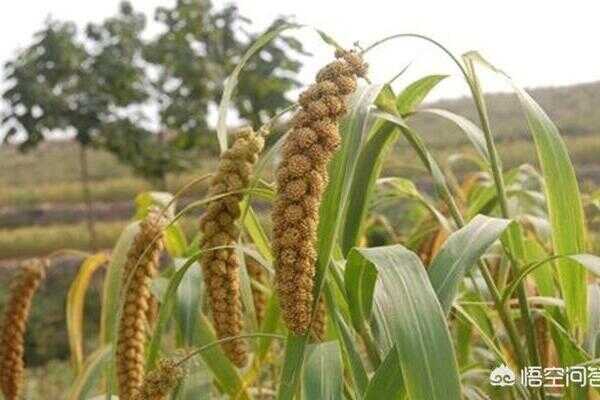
<box><xmin>67</xmin><ymin>346</ymin><xmax>112</xmax><ymax>400</ymax></box>
<box><xmin>146</xmin><ymin>254</ymin><xmax>200</xmax><ymax>368</ymax></box>
<box><xmin>302</xmin><ymin>341</ymin><xmax>344</xmax><ymax>400</ymax></box>
<box><xmin>174</xmin><ymin>258</ymin><xmax>203</xmax><ymax>346</ymax></box>
<box><xmin>348</xmin><ymin>245</ymin><xmax>461</xmax><ymax>400</ymax></box>
<box><xmin>324</xmin><ymin>282</ymin><xmax>369</xmax><ymax>396</ymax></box>
<box><xmin>396</xmin><ymin>74</ymin><xmax>447</xmax><ymax>115</ymax></box>
<box><xmin>216</xmin><ymin>23</ymin><xmax>299</xmax><ymax>153</ymax></box>
<box><xmin>428</xmin><ymin>214</ymin><xmax>511</xmax><ymax>314</ymax></box>
<box><xmin>417</xmin><ymin>108</ymin><xmax>489</xmax><ymax>161</ymax></box>
<box><xmin>100</xmin><ymin>222</ymin><xmax>140</xmax><ymax>345</ymax></box>
<box><xmin>363</xmin><ymin>349</ymin><xmax>403</xmax><ymax>400</ymax></box>
<box><xmin>465</xmin><ymin>51</ymin><xmax>589</xmax><ymax>333</ymax></box>
<box><xmin>340</xmin><ymin>120</ymin><xmax>399</xmax><ymax>255</ymax></box>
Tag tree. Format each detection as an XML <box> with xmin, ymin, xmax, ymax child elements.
<box><xmin>1</xmin><ymin>3</ymin><xmax>149</xmax><ymax>249</ymax></box>
<box><xmin>144</xmin><ymin>0</ymin><xmax>305</xmax><ymax>150</ymax></box>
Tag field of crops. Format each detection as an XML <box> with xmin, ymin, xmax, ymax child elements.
<box><xmin>1</xmin><ymin>28</ymin><xmax>600</xmax><ymax>400</ymax></box>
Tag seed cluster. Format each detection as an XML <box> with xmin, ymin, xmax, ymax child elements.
<box><xmin>310</xmin><ymin>297</ymin><xmax>327</xmax><ymax>342</ymax></box>
<box><xmin>199</xmin><ymin>128</ymin><xmax>264</xmax><ymax>367</ymax></box>
<box><xmin>246</xmin><ymin>257</ymin><xmax>268</xmax><ymax>326</ymax></box>
<box><xmin>0</xmin><ymin>259</ymin><xmax>46</xmax><ymax>400</ymax></box>
<box><xmin>133</xmin><ymin>358</ymin><xmax>184</xmax><ymax>400</ymax></box>
<box><xmin>116</xmin><ymin>207</ymin><xmax>167</xmax><ymax>400</ymax></box>
<box><xmin>272</xmin><ymin>50</ymin><xmax>366</xmax><ymax>334</ymax></box>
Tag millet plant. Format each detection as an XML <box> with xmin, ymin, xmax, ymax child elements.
<box><xmin>1</xmin><ymin>26</ymin><xmax>600</xmax><ymax>400</ymax></box>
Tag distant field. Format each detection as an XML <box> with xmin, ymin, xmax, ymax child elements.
<box><xmin>0</xmin><ymin>82</ymin><xmax>598</xmax><ymax>260</ymax></box>
<box><xmin>0</xmin><ymin>217</ymin><xmax>197</xmax><ymax>260</ymax></box>
<box><xmin>1</xmin><ymin>134</ymin><xmax>598</xmax><ymax>207</ymax></box>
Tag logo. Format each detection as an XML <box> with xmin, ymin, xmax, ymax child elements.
<box><xmin>490</xmin><ymin>364</ymin><xmax>516</xmax><ymax>387</ymax></box>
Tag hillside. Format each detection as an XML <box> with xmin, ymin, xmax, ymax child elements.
<box><xmin>411</xmin><ymin>80</ymin><xmax>600</xmax><ymax>147</ymax></box>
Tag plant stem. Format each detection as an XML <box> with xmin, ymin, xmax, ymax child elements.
<box><xmin>466</xmin><ymin>59</ymin><xmax>544</xmax><ymax>400</ymax></box>
<box><xmin>400</xmin><ymin>125</ymin><xmax>529</xmax><ymax>371</ymax></box>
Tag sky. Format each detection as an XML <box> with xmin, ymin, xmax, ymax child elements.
<box><xmin>1</xmin><ymin>0</ymin><xmax>599</xmax><ymax>117</ymax></box>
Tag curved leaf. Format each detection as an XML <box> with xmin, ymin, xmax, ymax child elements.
<box><xmin>100</xmin><ymin>221</ymin><xmax>140</xmax><ymax>345</ymax></box>
<box><xmin>428</xmin><ymin>214</ymin><xmax>511</xmax><ymax>314</ymax></box>
<box><xmin>217</xmin><ymin>23</ymin><xmax>300</xmax><ymax>153</ymax></box>
<box><xmin>465</xmin><ymin>50</ymin><xmax>589</xmax><ymax>333</ymax></box>
<box><xmin>67</xmin><ymin>345</ymin><xmax>112</xmax><ymax>400</ymax></box>
<box><xmin>417</xmin><ymin>108</ymin><xmax>489</xmax><ymax>161</ymax></box>
<box><xmin>397</xmin><ymin>74</ymin><xmax>447</xmax><ymax>115</ymax></box>
<box><xmin>66</xmin><ymin>253</ymin><xmax>109</xmax><ymax>373</ymax></box>
<box><xmin>348</xmin><ymin>245</ymin><xmax>461</xmax><ymax>400</ymax></box>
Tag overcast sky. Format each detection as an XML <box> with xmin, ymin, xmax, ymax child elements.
<box><xmin>1</xmin><ymin>0</ymin><xmax>599</xmax><ymax>107</ymax></box>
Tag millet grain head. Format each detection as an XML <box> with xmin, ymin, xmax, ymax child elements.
<box><xmin>0</xmin><ymin>259</ymin><xmax>46</xmax><ymax>400</ymax></box>
<box><xmin>132</xmin><ymin>358</ymin><xmax>184</xmax><ymax>400</ymax></box>
<box><xmin>116</xmin><ymin>207</ymin><xmax>167</xmax><ymax>400</ymax></box>
<box><xmin>272</xmin><ymin>50</ymin><xmax>366</xmax><ymax>334</ymax></box>
<box><xmin>199</xmin><ymin>128</ymin><xmax>264</xmax><ymax>367</ymax></box>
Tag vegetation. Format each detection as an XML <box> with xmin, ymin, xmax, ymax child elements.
<box><xmin>0</xmin><ymin>9</ymin><xmax>600</xmax><ymax>400</ymax></box>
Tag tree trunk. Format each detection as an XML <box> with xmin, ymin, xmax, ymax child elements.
<box><xmin>79</xmin><ymin>143</ymin><xmax>97</xmax><ymax>250</ymax></box>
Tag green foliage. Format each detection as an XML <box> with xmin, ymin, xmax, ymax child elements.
<box><xmin>3</xmin><ymin>19</ymin><xmax>600</xmax><ymax>400</ymax></box>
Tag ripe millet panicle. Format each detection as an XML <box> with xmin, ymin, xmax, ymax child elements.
<box><xmin>199</xmin><ymin>127</ymin><xmax>264</xmax><ymax>367</ymax></box>
<box><xmin>132</xmin><ymin>358</ymin><xmax>184</xmax><ymax>400</ymax></box>
<box><xmin>116</xmin><ymin>207</ymin><xmax>167</xmax><ymax>400</ymax></box>
<box><xmin>0</xmin><ymin>259</ymin><xmax>46</xmax><ymax>400</ymax></box>
<box><xmin>246</xmin><ymin>257</ymin><xmax>268</xmax><ymax>326</ymax></box>
<box><xmin>272</xmin><ymin>49</ymin><xmax>367</xmax><ymax>334</ymax></box>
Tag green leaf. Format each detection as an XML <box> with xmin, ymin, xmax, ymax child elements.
<box><xmin>396</xmin><ymin>74</ymin><xmax>447</xmax><ymax>115</ymax></box>
<box><xmin>374</xmin><ymin>111</ymin><xmax>458</xmax><ymax>216</ymax></box>
<box><xmin>257</xmin><ymin>294</ymin><xmax>282</xmax><ymax>361</ymax></box>
<box><xmin>515</xmin><ymin>87</ymin><xmax>589</xmax><ymax>332</ymax></box>
<box><xmin>134</xmin><ymin>191</ymin><xmax>175</xmax><ymax>219</ymax></box>
<box><xmin>428</xmin><ymin>215</ymin><xmax>511</xmax><ymax>314</ymax></box>
<box><xmin>174</xmin><ymin>258</ymin><xmax>203</xmax><ymax>345</ymax></box>
<box><xmin>374</xmin><ymin>84</ymin><xmax>398</xmax><ymax>114</ymax></box>
<box><xmin>67</xmin><ymin>345</ymin><xmax>112</xmax><ymax>400</ymax></box>
<box><xmin>417</xmin><ymin>108</ymin><xmax>489</xmax><ymax>161</ymax></box>
<box><xmin>364</xmin><ymin>349</ymin><xmax>403</xmax><ymax>400</ymax></box>
<box><xmin>195</xmin><ymin>315</ymin><xmax>251</xmax><ymax>400</ymax></box>
<box><xmin>242</xmin><ymin>200</ymin><xmax>273</xmax><ymax>262</ymax></box>
<box><xmin>303</xmin><ymin>341</ymin><xmax>344</xmax><ymax>400</ymax></box>
<box><xmin>100</xmin><ymin>222</ymin><xmax>140</xmax><ymax>345</ymax></box>
<box><xmin>501</xmin><ymin>253</ymin><xmax>600</xmax><ymax>304</ymax></box>
<box><xmin>164</xmin><ymin>223</ymin><xmax>188</xmax><ymax>257</ymax></box>
<box><xmin>324</xmin><ymin>283</ymin><xmax>369</xmax><ymax>396</ymax></box>
<box><xmin>146</xmin><ymin>255</ymin><xmax>197</xmax><ymax>367</ymax></box>
<box><xmin>315</xmin><ymin>29</ymin><xmax>342</xmax><ymax>50</ymax></box>
<box><xmin>344</xmin><ymin>249</ymin><xmax>378</xmax><ymax>330</ymax></box>
<box><xmin>340</xmin><ymin>119</ymin><xmax>399</xmax><ymax>255</ymax></box>
<box><xmin>217</xmin><ymin>23</ymin><xmax>300</xmax><ymax>153</ymax></box>
<box><xmin>466</xmin><ymin>50</ymin><xmax>589</xmax><ymax>333</ymax></box>
<box><xmin>348</xmin><ymin>245</ymin><xmax>461</xmax><ymax>400</ymax></box>
<box><xmin>585</xmin><ymin>284</ymin><xmax>600</xmax><ymax>357</ymax></box>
